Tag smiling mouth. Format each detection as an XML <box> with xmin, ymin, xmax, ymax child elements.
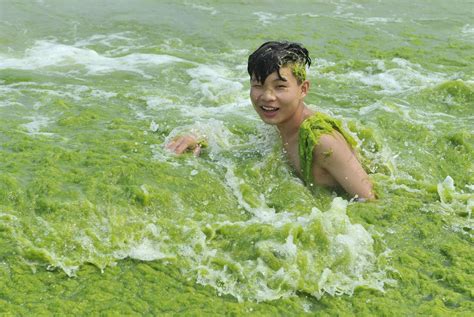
<box><xmin>260</xmin><ymin>105</ymin><xmax>279</xmax><ymax>112</ymax></box>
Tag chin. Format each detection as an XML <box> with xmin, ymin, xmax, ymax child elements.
<box><xmin>259</xmin><ymin>115</ymin><xmax>279</xmax><ymax>125</ymax></box>
<box><xmin>257</xmin><ymin>112</ymin><xmax>281</xmax><ymax>125</ymax></box>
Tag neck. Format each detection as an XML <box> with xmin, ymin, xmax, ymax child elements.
<box><xmin>276</xmin><ymin>103</ymin><xmax>312</xmax><ymax>140</ymax></box>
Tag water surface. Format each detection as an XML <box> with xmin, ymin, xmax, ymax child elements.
<box><xmin>0</xmin><ymin>0</ymin><xmax>473</xmax><ymax>315</ymax></box>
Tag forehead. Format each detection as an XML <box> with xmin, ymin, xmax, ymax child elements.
<box><xmin>251</xmin><ymin>67</ymin><xmax>296</xmax><ymax>82</ymax></box>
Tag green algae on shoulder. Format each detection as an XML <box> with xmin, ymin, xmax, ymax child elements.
<box><xmin>298</xmin><ymin>112</ymin><xmax>357</xmax><ymax>185</ymax></box>
<box><xmin>322</xmin><ymin>149</ymin><xmax>333</xmax><ymax>158</ymax></box>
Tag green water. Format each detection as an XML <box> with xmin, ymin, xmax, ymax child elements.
<box><xmin>0</xmin><ymin>0</ymin><xmax>473</xmax><ymax>315</ymax></box>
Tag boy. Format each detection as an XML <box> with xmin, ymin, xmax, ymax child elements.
<box><xmin>166</xmin><ymin>41</ymin><xmax>375</xmax><ymax>200</ymax></box>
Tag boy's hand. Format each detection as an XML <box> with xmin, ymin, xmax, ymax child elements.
<box><xmin>165</xmin><ymin>134</ymin><xmax>202</xmax><ymax>156</ymax></box>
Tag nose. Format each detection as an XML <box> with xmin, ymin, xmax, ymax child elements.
<box><xmin>261</xmin><ymin>88</ymin><xmax>276</xmax><ymax>102</ymax></box>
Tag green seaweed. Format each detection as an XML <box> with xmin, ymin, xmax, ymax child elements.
<box><xmin>1</xmin><ymin>0</ymin><xmax>473</xmax><ymax>315</ymax></box>
<box><xmin>298</xmin><ymin>112</ymin><xmax>357</xmax><ymax>185</ymax></box>
<box><xmin>287</xmin><ymin>63</ymin><xmax>307</xmax><ymax>83</ymax></box>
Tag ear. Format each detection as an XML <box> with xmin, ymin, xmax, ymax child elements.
<box><xmin>300</xmin><ymin>80</ymin><xmax>310</xmax><ymax>98</ymax></box>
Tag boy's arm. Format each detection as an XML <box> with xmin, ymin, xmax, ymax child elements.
<box><xmin>314</xmin><ymin>132</ymin><xmax>375</xmax><ymax>200</ymax></box>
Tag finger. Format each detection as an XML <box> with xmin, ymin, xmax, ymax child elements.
<box><xmin>192</xmin><ymin>144</ymin><xmax>201</xmax><ymax>156</ymax></box>
<box><xmin>165</xmin><ymin>139</ymin><xmax>177</xmax><ymax>150</ymax></box>
<box><xmin>175</xmin><ymin>140</ymin><xmax>195</xmax><ymax>154</ymax></box>
<box><xmin>166</xmin><ymin>136</ymin><xmax>188</xmax><ymax>152</ymax></box>
<box><xmin>166</xmin><ymin>136</ymin><xmax>183</xmax><ymax>150</ymax></box>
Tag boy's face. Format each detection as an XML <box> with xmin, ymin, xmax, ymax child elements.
<box><xmin>250</xmin><ymin>66</ymin><xmax>308</xmax><ymax>126</ymax></box>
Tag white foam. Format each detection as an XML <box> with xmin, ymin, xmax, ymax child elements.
<box><xmin>0</xmin><ymin>40</ymin><xmax>187</xmax><ymax>78</ymax></box>
<box><xmin>146</xmin><ymin>96</ymin><xmax>175</xmax><ymax>110</ymax></box>
<box><xmin>301</xmin><ymin>13</ymin><xmax>320</xmax><ymax>18</ymax></box>
<box><xmin>20</xmin><ymin>115</ymin><xmax>53</xmax><ymax>135</ymax></box>
<box><xmin>253</xmin><ymin>12</ymin><xmax>280</xmax><ymax>25</ymax></box>
<box><xmin>334</xmin><ymin>1</ymin><xmax>363</xmax><ymax>17</ymax></box>
<box><xmin>90</xmin><ymin>89</ymin><xmax>117</xmax><ymax>99</ymax></box>
<box><xmin>149</xmin><ymin>120</ymin><xmax>159</xmax><ymax>132</ymax></box>
<box><xmin>126</xmin><ymin>238</ymin><xmax>169</xmax><ymax>261</ymax></box>
<box><xmin>74</xmin><ymin>32</ymin><xmax>136</xmax><ymax>48</ymax></box>
<box><xmin>461</xmin><ymin>24</ymin><xmax>474</xmax><ymax>35</ymax></box>
<box><xmin>186</xmin><ymin>64</ymin><xmax>244</xmax><ymax>103</ymax></box>
<box><xmin>164</xmin><ymin>99</ymin><xmax>255</xmax><ymax>121</ymax></box>
<box><xmin>350</xmin><ymin>59</ymin><xmax>443</xmax><ymax>94</ymax></box>
<box><xmin>149</xmin><ymin>144</ymin><xmax>182</xmax><ymax>167</ymax></box>
<box><xmin>2</xmin><ymin>82</ymin><xmax>119</xmax><ymax>107</ymax></box>
<box><xmin>224</xmin><ymin>167</ymin><xmax>277</xmax><ymax>219</ymax></box>
<box><xmin>194</xmin><ymin>197</ymin><xmax>390</xmax><ymax>301</ymax></box>
<box><xmin>318</xmin><ymin>58</ymin><xmax>445</xmax><ymax>95</ymax></box>
<box><xmin>184</xmin><ymin>1</ymin><xmax>218</xmax><ymax>15</ymax></box>
<box><xmin>0</xmin><ymin>100</ymin><xmax>22</xmax><ymax>108</ymax></box>
<box><xmin>437</xmin><ymin>176</ymin><xmax>474</xmax><ymax>219</ymax></box>
<box><xmin>313</xmin><ymin>58</ymin><xmax>337</xmax><ymax>69</ymax></box>
<box><xmin>359</xmin><ymin>100</ymin><xmax>460</xmax><ymax>131</ymax></box>
<box><xmin>350</xmin><ymin>16</ymin><xmax>403</xmax><ymax>25</ymax></box>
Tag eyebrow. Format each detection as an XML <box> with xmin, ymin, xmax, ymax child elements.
<box><xmin>250</xmin><ymin>76</ymin><xmax>288</xmax><ymax>83</ymax></box>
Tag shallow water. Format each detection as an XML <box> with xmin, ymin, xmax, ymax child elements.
<box><xmin>0</xmin><ymin>0</ymin><xmax>473</xmax><ymax>315</ymax></box>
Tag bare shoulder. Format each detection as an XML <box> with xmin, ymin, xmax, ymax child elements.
<box><xmin>313</xmin><ymin>131</ymin><xmax>354</xmax><ymax>166</ymax></box>
<box><xmin>312</xmin><ymin>131</ymin><xmax>375</xmax><ymax>200</ymax></box>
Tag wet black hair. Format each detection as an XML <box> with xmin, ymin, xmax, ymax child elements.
<box><xmin>247</xmin><ymin>41</ymin><xmax>312</xmax><ymax>84</ymax></box>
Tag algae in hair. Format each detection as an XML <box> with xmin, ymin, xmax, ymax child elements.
<box><xmin>289</xmin><ymin>63</ymin><xmax>307</xmax><ymax>83</ymax></box>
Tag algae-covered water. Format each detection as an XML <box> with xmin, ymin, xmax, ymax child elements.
<box><xmin>1</xmin><ymin>0</ymin><xmax>473</xmax><ymax>315</ymax></box>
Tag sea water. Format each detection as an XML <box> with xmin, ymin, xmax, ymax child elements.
<box><xmin>0</xmin><ymin>0</ymin><xmax>472</xmax><ymax>315</ymax></box>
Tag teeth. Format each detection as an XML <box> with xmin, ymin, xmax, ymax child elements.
<box><xmin>261</xmin><ymin>106</ymin><xmax>278</xmax><ymax>111</ymax></box>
